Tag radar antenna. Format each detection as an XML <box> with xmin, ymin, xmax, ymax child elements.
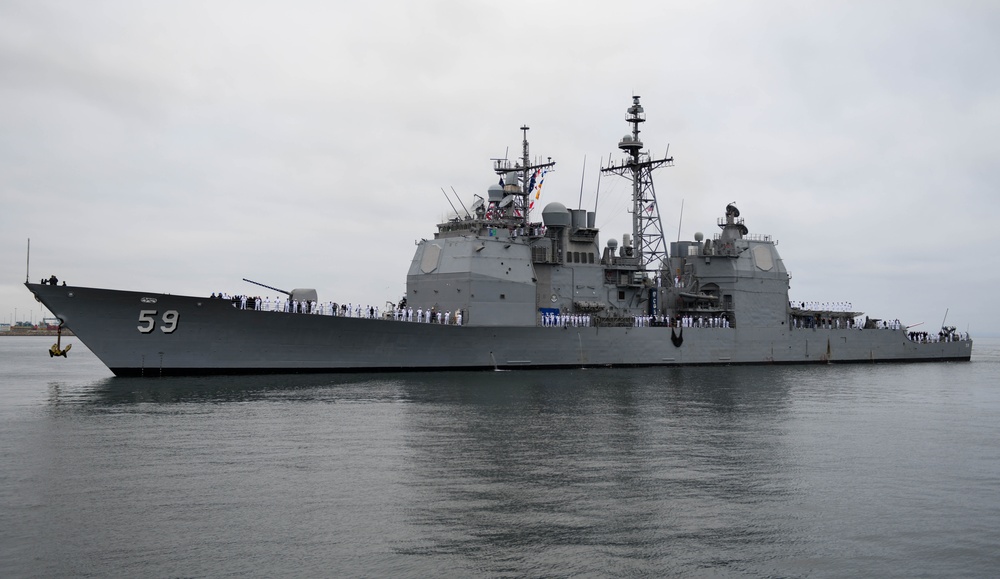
<box><xmin>600</xmin><ymin>95</ymin><xmax>673</xmax><ymax>271</ymax></box>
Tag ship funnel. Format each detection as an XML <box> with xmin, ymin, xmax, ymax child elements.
<box><xmin>587</xmin><ymin>211</ymin><xmax>596</xmax><ymax>228</ymax></box>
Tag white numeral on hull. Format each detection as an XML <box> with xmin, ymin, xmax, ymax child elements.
<box><xmin>137</xmin><ymin>310</ymin><xmax>180</xmax><ymax>333</ymax></box>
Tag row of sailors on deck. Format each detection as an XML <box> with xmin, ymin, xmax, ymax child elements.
<box><xmin>793</xmin><ymin>316</ymin><xmax>858</xmax><ymax>329</ymax></box>
<box><xmin>676</xmin><ymin>315</ymin><xmax>731</xmax><ymax>328</ymax></box>
<box><xmin>508</xmin><ymin>225</ymin><xmax>545</xmax><ymax>238</ymax></box>
<box><xmin>909</xmin><ymin>331</ymin><xmax>969</xmax><ymax>342</ymax></box>
<box><xmin>792</xmin><ymin>317</ymin><xmax>910</xmax><ymax>330</ymax></box>
<box><xmin>211</xmin><ymin>293</ymin><xmax>468</xmax><ymax>324</ymax></box>
<box><xmin>790</xmin><ymin>301</ymin><xmax>854</xmax><ymax>312</ymax></box>
<box><xmin>392</xmin><ymin>307</ymin><xmax>463</xmax><ymax>325</ymax></box>
<box><xmin>541</xmin><ymin>313</ymin><xmax>732</xmax><ymax>328</ymax></box>
<box><xmin>543</xmin><ymin>313</ymin><xmax>592</xmax><ymax>327</ymax></box>
<box><xmin>632</xmin><ymin>315</ymin><xmax>731</xmax><ymax>328</ymax></box>
<box><xmin>212</xmin><ymin>294</ymin><xmax>375</xmax><ymax>318</ymax></box>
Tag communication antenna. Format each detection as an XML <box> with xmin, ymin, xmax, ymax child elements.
<box><xmin>676</xmin><ymin>199</ymin><xmax>684</xmax><ymax>242</ymax></box>
<box><xmin>592</xmin><ymin>167</ymin><xmax>602</xmax><ymax>214</ymax></box>
<box><xmin>440</xmin><ymin>188</ymin><xmax>460</xmax><ymax>217</ymax></box>
<box><xmin>25</xmin><ymin>238</ymin><xmax>30</xmax><ymax>283</ymax></box>
<box><xmin>450</xmin><ymin>186</ymin><xmax>471</xmax><ymax>218</ymax></box>
<box><xmin>488</xmin><ymin>146</ymin><xmax>509</xmax><ymax>165</ymax></box>
<box><xmin>577</xmin><ymin>155</ymin><xmax>587</xmax><ymax>209</ymax></box>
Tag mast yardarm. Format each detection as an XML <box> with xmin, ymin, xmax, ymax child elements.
<box><xmin>493</xmin><ymin>125</ymin><xmax>555</xmax><ymax>226</ymax></box>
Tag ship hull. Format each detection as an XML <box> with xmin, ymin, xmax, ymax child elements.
<box><xmin>27</xmin><ymin>283</ymin><xmax>973</xmax><ymax>377</ymax></box>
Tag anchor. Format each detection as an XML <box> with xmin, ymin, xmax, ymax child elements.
<box><xmin>49</xmin><ymin>320</ymin><xmax>72</xmax><ymax>358</ymax></box>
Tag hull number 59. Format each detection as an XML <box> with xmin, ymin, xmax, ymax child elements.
<box><xmin>137</xmin><ymin>310</ymin><xmax>180</xmax><ymax>334</ymax></box>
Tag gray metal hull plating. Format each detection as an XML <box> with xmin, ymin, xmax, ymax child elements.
<box><xmin>27</xmin><ymin>284</ymin><xmax>972</xmax><ymax>377</ymax></box>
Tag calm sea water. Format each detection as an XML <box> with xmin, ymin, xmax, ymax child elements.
<box><xmin>1</xmin><ymin>335</ymin><xmax>998</xmax><ymax>578</ymax></box>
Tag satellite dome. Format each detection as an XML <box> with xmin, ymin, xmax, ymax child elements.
<box><xmin>541</xmin><ymin>202</ymin><xmax>571</xmax><ymax>227</ymax></box>
<box><xmin>694</xmin><ymin>232</ymin><xmax>704</xmax><ymax>241</ymax></box>
<box><xmin>619</xmin><ymin>134</ymin><xmax>642</xmax><ymax>150</ymax></box>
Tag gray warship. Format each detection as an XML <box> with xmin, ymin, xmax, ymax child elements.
<box><xmin>26</xmin><ymin>97</ymin><xmax>972</xmax><ymax>376</ymax></box>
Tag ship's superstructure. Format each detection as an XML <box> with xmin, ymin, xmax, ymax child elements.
<box><xmin>25</xmin><ymin>97</ymin><xmax>972</xmax><ymax>376</ymax></box>
<box><xmin>405</xmin><ymin>96</ymin><xmax>791</xmax><ymax>331</ymax></box>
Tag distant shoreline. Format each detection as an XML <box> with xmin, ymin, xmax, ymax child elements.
<box><xmin>0</xmin><ymin>331</ymin><xmax>75</xmax><ymax>337</ymax></box>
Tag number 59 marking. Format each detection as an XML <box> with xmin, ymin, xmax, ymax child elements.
<box><xmin>138</xmin><ymin>310</ymin><xmax>180</xmax><ymax>334</ymax></box>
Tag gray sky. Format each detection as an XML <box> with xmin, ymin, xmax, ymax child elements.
<box><xmin>2</xmin><ymin>0</ymin><xmax>998</xmax><ymax>334</ymax></box>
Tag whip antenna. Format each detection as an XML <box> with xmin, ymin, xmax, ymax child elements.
<box><xmin>450</xmin><ymin>186</ymin><xmax>471</xmax><ymax>218</ymax></box>
<box><xmin>676</xmin><ymin>199</ymin><xmax>684</xmax><ymax>242</ymax></box>
<box><xmin>440</xmin><ymin>188</ymin><xmax>460</xmax><ymax>217</ymax></box>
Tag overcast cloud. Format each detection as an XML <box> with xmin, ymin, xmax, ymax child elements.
<box><xmin>2</xmin><ymin>0</ymin><xmax>998</xmax><ymax>334</ymax></box>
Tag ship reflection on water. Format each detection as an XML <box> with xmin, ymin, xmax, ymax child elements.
<box><xmin>26</xmin><ymin>355</ymin><xmax>1000</xmax><ymax>577</ymax></box>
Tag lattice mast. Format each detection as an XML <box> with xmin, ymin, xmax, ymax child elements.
<box><xmin>601</xmin><ymin>96</ymin><xmax>673</xmax><ymax>270</ymax></box>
